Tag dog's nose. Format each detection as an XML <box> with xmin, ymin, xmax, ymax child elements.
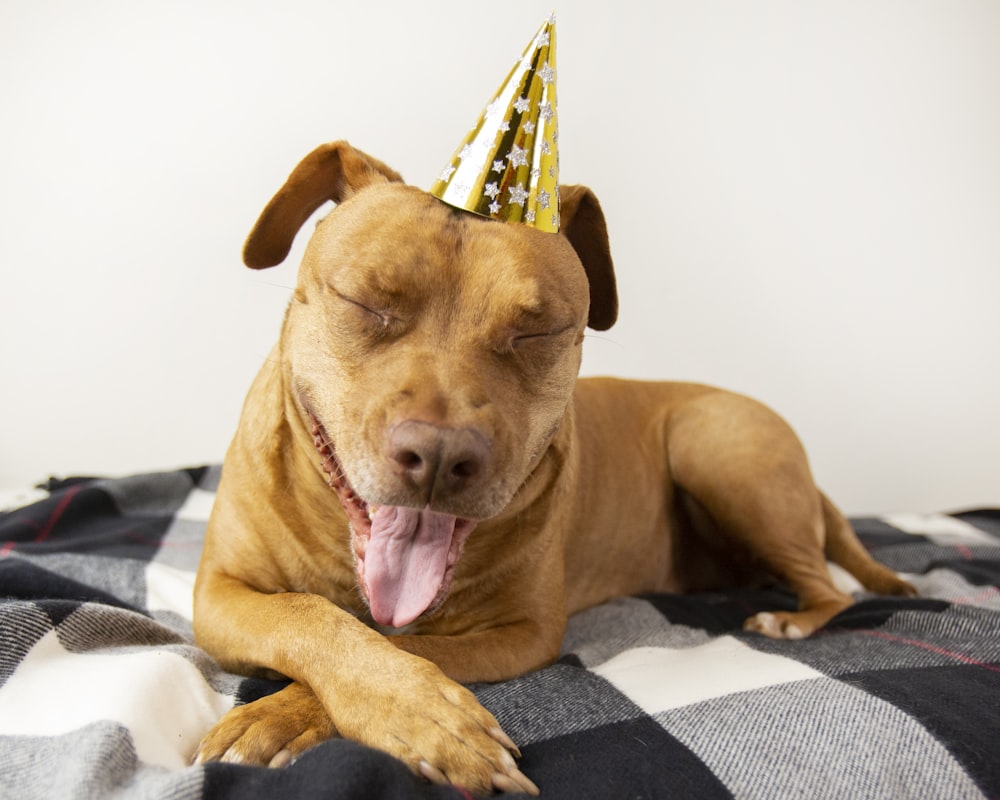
<box><xmin>387</xmin><ymin>421</ymin><xmax>489</xmax><ymax>498</ymax></box>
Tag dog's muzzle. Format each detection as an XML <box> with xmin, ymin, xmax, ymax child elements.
<box><xmin>308</xmin><ymin>411</ymin><xmax>478</xmax><ymax>628</ymax></box>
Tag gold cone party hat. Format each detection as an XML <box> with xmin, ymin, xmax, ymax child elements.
<box><xmin>429</xmin><ymin>14</ymin><xmax>560</xmax><ymax>233</ymax></box>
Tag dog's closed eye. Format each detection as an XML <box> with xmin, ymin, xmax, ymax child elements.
<box><xmin>333</xmin><ymin>289</ymin><xmax>401</xmax><ymax>334</ymax></box>
<box><xmin>515</xmin><ymin>323</ymin><xmax>575</xmax><ymax>344</ymax></box>
<box><xmin>513</xmin><ymin>331</ymin><xmax>557</xmax><ymax>347</ymax></box>
<box><xmin>506</xmin><ymin>326</ymin><xmax>577</xmax><ymax>358</ymax></box>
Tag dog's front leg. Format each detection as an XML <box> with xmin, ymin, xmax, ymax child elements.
<box><xmin>194</xmin><ymin>574</ymin><xmax>538</xmax><ymax>795</ymax></box>
<box><xmin>390</xmin><ymin>618</ymin><xmax>564</xmax><ymax>684</ymax></box>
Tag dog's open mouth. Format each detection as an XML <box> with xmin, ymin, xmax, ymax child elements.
<box><xmin>308</xmin><ymin>412</ymin><xmax>477</xmax><ymax>628</ymax></box>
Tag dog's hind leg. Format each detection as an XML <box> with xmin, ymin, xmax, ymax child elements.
<box><xmin>735</xmin><ymin>501</ymin><xmax>857</xmax><ymax>640</ymax></box>
<box><xmin>819</xmin><ymin>491</ymin><xmax>917</xmax><ymax>598</ymax></box>
<box><xmin>741</xmin><ymin>493</ymin><xmax>916</xmax><ymax>637</ymax></box>
<box><xmin>668</xmin><ymin>390</ymin><xmax>863</xmax><ymax>638</ymax></box>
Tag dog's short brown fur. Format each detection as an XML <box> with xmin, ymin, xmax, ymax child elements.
<box><xmin>193</xmin><ymin>141</ymin><xmax>914</xmax><ymax>795</ymax></box>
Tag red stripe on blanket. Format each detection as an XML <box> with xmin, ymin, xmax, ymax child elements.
<box><xmin>35</xmin><ymin>484</ymin><xmax>83</xmax><ymax>544</ymax></box>
<box><xmin>861</xmin><ymin>629</ymin><xmax>1000</xmax><ymax>674</ymax></box>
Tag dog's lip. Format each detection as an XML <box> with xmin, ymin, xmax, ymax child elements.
<box><xmin>307</xmin><ymin>410</ymin><xmax>373</xmax><ymax>536</ymax></box>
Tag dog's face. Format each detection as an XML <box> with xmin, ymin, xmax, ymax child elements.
<box><xmin>244</xmin><ymin>142</ymin><xmax>616</xmax><ymax>627</ymax></box>
<box><xmin>289</xmin><ymin>182</ymin><xmax>589</xmax><ymax>520</ymax></box>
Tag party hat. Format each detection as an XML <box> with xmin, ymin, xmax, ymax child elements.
<box><xmin>429</xmin><ymin>14</ymin><xmax>560</xmax><ymax>233</ymax></box>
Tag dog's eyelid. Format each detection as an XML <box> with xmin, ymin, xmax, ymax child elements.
<box><xmin>328</xmin><ymin>281</ymin><xmax>404</xmax><ymax>311</ymax></box>
<box><xmin>511</xmin><ymin>324</ymin><xmax>574</xmax><ymax>349</ymax></box>
<box><xmin>329</xmin><ymin>285</ymin><xmax>388</xmax><ymax>316</ymax></box>
<box><xmin>326</xmin><ymin>287</ymin><xmax>406</xmax><ymax>336</ymax></box>
<box><xmin>517</xmin><ymin>321</ymin><xmax>575</xmax><ymax>338</ymax></box>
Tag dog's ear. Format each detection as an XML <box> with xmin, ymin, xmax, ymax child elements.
<box><xmin>243</xmin><ymin>141</ymin><xmax>404</xmax><ymax>269</ymax></box>
<box><xmin>559</xmin><ymin>185</ymin><xmax>618</xmax><ymax>330</ymax></box>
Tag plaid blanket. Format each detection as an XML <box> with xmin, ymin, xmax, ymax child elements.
<box><xmin>1</xmin><ymin>467</ymin><xmax>998</xmax><ymax>799</ymax></box>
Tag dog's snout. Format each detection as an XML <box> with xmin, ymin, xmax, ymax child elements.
<box><xmin>387</xmin><ymin>421</ymin><xmax>489</xmax><ymax>499</ymax></box>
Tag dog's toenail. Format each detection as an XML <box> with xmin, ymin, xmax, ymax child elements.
<box><xmin>268</xmin><ymin>749</ymin><xmax>294</xmax><ymax>768</ymax></box>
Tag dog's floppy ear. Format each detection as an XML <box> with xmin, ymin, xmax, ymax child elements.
<box><xmin>559</xmin><ymin>185</ymin><xmax>618</xmax><ymax>330</ymax></box>
<box><xmin>243</xmin><ymin>141</ymin><xmax>404</xmax><ymax>269</ymax></box>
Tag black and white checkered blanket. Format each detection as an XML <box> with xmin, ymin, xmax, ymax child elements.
<box><xmin>1</xmin><ymin>466</ymin><xmax>998</xmax><ymax>799</ymax></box>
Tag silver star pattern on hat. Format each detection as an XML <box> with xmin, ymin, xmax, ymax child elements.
<box><xmin>429</xmin><ymin>14</ymin><xmax>560</xmax><ymax>233</ymax></box>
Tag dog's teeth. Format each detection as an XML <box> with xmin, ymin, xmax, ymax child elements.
<box><xmin>367</xmin><ymin>505</ymin><xmax>378</xmax><ymax>520</ymax></box>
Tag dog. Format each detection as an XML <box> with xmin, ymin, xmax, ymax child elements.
<box><xmin>192</xmin><ymin>141</ymin><xmax>915</xmax><ymax>795</ymax></box>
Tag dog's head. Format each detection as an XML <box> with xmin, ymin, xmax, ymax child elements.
<box><xmin>244</xmin><ymin>141</ymin><xmax>617</xmax><ymax>627</ymax></box>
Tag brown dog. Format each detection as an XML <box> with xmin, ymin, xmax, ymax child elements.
<box><xmin>192</xmin><ymin>141</ymin><xmax>914</xmax><ymax>795</ymax></box>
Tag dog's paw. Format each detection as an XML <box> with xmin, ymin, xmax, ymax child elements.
<box><xmin>743</xmin><ymin>611</ymin><xmax>806</xmax><ymax>640</ymax></box>
<box><xmin>333</xmin><ymin>656</ymin><xmax>538</xmax><ymax>796</ymax></box>
<box><xmin>867</xmin><ymin>571</ymin><xmax>919</xmax><ymax>598</ymax></box>
<box><xmin>193</xmin><ymin>681</ymin><xmax>336</xmax><ymax>768</ymax></box>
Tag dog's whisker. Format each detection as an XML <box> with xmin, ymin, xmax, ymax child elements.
<box><xmin>581</xmin><ymin>332</ymin><xmax>625</xmax><ymax>348</ymax></box>
<box><xmin>255</xmin><ymin>279</ymin><xmax>297</xmax><ymax>290</ymax></box>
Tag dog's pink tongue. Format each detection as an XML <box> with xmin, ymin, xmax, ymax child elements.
<box><xmin>365</xmin><ymin>506</ymin><xmax>459</xmax><ymax>628</ymax></box>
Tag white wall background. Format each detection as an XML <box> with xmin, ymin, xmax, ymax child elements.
<box><xmin>1</xmin><ymin>0</ymin><xmax>998</xmax><ymax>514</ymax></box>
